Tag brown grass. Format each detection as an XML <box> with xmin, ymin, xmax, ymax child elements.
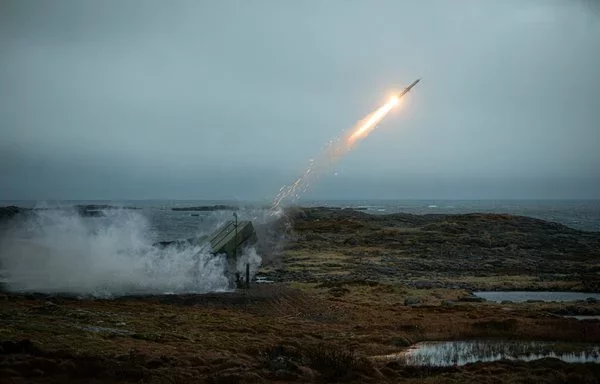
<box><xmin>1</xmin><ymin>284</ymin><xmax>599</xmax><ymax>383</ymax></box>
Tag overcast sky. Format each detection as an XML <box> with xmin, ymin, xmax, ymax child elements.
<box><xmin>1</xmin><ymin>0</ymin><xmax>599</xmax><ymax>200</ymax></box>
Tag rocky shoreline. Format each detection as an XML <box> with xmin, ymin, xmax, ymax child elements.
<box><xmin>0</xmin><ymin>204</ymin><xmax>140</xmax><ymax>221</ymax></box>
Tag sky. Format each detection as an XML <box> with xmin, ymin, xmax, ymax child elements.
<box><xmin>1</xmin><ymin>0</ymin><xmax>599</xmax><ymax>201</ymax></box>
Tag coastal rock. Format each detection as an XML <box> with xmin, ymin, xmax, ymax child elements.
<box><xmin>74</xmin><ymin>205</ymin><xmax>139</xmax><ymax>217</ymax></box>
<box><xmin>0</xmin><ymin>206</ymin><xmax>25</xmax><ymax>222</ymax></box>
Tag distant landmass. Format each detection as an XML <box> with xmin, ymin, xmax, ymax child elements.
<box><xmin>171</xmin><ymin>205</ymin><xmax>239</xmax><ymax>212</ymax></box>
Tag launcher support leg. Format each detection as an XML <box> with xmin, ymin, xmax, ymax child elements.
<box><xmin>246</xmin><ymin>263</ymin><xmax>250</xmax><ymax>289</ymax></box>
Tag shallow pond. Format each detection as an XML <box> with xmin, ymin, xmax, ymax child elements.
<box><xmin>375</xmin><ymin>340</ymin><xmax>600</xmax><ymax>366</ymax></box>
<box><xmin>563</xmin><ymin>315</ymin><xmax>600</xmax><ymax>321</ymax></box>
<box><xmin>473</xmin><ymin>291</ymin><xmax>600</xmax><ymax>303</ymax></box>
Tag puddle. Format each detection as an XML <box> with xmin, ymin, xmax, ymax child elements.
<box><xmin>563</xmin><ymin>316</ymin><xmax>600</xmax><ymax>321</ymax></box>
<box><xmin>473</xmin><ymin>291</ymin><xmax>600</xmax><ymax>303</ymax></box>
<box><xmin>255</xmin><ymin>276</ymin><xmax>274</xmax><ymax>284</ymax></box>
<box><xmin>374</xmin><ymin>340</ymin><xmax>600</xmax><ymax>366</ymax></box>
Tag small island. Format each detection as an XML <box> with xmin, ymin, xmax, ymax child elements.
<box><xmin>171</xmin><ymin>205</ymin><xmax>239</xmax><ymax>212</ymax></box>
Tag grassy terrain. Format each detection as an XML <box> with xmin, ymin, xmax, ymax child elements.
<box><xmin>265</xmin><ymin>207</ymin><xmax>600</xmax><ymax>292</ymax></box>
<box><xmin>1</xmin><ymin>207</ymin><xmax>600</xmax><ymax>383</ymax></box>
<box><xmin>2</xmin><ymin>285</ymin><xmax>599</xmax><ymax>383</ymax></box>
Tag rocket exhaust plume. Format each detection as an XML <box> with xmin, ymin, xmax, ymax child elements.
<box><xmin>271</xmin><ymin>79</ymin><xmax>420</xmax><ymax>212</ymax></box>
<box><xmin>346</xmin><ymin>96</ymin><xmax>400</xmax><ymax>146</ymax></box>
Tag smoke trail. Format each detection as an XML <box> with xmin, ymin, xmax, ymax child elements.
<box><xmin>271</xmin><ymin>95</ymin><xmax>401</xmax><ymax>212</ymax></box>
<box><xmin>0</xmin><ymin>207</ymin><xmax>241</xmax><ymax>296</ymax></box>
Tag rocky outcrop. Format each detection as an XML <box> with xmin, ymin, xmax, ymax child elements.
<box><xmin>0</xmin><ymin>205</ymin><xmax>139</xmax><ymax>221</ymax></box>
<box><xmin>74</xmin><ymin>205</ymin><xmax>139</xmax><ymax>217</ymax></box>
<box><xmin>0</xmin><ymin>206</ymin><xmax>27</xmax><ymax>223</ymax></box>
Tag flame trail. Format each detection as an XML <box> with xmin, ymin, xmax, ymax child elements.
<box><xmin>270</xmin><ymin>94</ymin><xmax>404</xmax><ymax>213</ymax></box>
<box><xmin>346</xmin><ymin>96</ymin><xmax>400</xmax><ymax>146</ymax></box>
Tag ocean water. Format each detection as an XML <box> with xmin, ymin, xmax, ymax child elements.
<box><xmin>2</xmin><ymin>199</ymin><xmax>599</xmax><ymax>242</ymax></box>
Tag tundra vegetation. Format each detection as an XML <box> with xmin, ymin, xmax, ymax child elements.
<box><xmin>1</xmin><ymin>206</ymin><xmax>599</xmax><ymax>383</ymax></box>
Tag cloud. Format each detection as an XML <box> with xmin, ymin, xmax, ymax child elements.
<box><xmin>1</xmin><ymin>0</ymin><xmax>599</xmax><ymax>200</ymax></box>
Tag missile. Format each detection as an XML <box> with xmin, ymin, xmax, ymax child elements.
<box><xmin>397</xmin><ymin>78</ymin><xmax>421</xmax><ymax>98</ymax></box>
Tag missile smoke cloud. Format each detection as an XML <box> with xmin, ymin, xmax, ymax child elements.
<box><xmin>0</xmin><ymin>208</ymin><xmax>249</xmax><ymax>296</ymax></box>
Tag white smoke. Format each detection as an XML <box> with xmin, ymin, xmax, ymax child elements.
<box><xmin>0</xmin><ymin>207</ymin><xmax>233</xmax><ymax>297</ymax></box>
<box><xmin>236</xmin><ymin>247</ymin><xmax>262</xmax><ymax>278</ymax></box>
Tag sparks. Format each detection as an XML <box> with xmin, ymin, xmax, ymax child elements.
<box><xmin>270</xmin><ymin>79</ymin><xmax>420</xmax><ymax>213</ymax></box>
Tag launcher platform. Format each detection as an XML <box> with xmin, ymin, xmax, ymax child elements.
<box><xmin>207</xmin><ymin>220</ymin><xmax>257</xmax><ymax>257</ymax></box>
<box><xmin>207</xmin><ymin>219</ymin><xmax>258</xmax><ymax>285</ymax></box>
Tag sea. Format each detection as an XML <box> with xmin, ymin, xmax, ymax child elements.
<box><xmin>2</xmin><ymin>199</ymin><xmax>599</xmax><ymax>242</ymax></box>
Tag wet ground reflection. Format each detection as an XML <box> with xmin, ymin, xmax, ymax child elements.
<box><xmin>375</xmin><ymin>340</ymin><xmax>600</xmax><ymax>366</ymax></box>
<box><xmin>473</xmin><ymin>291</ymin><xmax>600</xmax><ymax>303</ymax></box>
